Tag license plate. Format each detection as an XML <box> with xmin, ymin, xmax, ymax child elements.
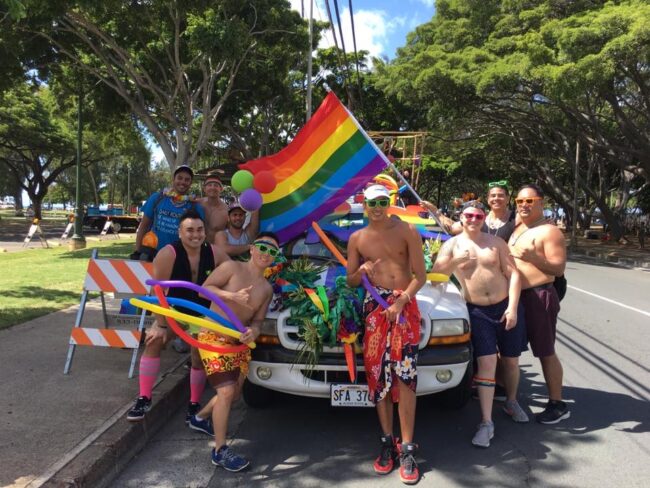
<box><xmin>330</xmin><ymin>383</ymin><xmax>373</xmax><ymax>407</ymax></box>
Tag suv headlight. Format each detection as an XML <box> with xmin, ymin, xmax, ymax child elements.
<box><xmin>430</xmin><ymin>319</ymin><xmax>468</xmax><ymax>337</ymax></box>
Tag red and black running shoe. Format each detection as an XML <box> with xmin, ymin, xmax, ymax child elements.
<box><xmin>373</xmin><ymin>434</ymin><xmax>396</xmax><ymax>475</ymax></box>
<box><xmin>398</xmin><ymin>442</ymin><xmax>420</xmax><ymax>485</ymax></box>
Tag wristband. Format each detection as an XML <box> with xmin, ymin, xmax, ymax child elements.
<box><xmin>402</xmin><ymin>291</ymin><xmax>411</xmax><ymax>302</ymax></box>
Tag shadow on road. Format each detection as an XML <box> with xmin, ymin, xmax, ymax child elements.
<box><xmin>202</xmin><ymin>370</ymin><xmax>649</xmax><ymax>487</ymax></box>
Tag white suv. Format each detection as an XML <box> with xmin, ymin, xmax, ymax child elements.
<box><xmin>244</xmin><ymin>207</ymin><xmax>473</xmax><ymax>409</ymax></box>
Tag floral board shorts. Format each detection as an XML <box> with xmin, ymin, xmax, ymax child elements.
<box><xmin>197</xmin><ymin>330</ymin><xmax>251</xmax><ymax>384</ymax></box>
<box><xmin>363</xmin><ymin>286</ymin><xmax>421</xmax><ymax>404</ymax></box>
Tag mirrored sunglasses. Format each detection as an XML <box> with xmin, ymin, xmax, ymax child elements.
<box><xmin>254</xmin><ymin>242</ymin><xmax>280</xmax><ymax>257</ymax></box>
<box><xmin>515</xmin><ymin>197</ymin><xmax>543</xmax><ymax>206</ymax></box>
<box><xmin>365</xmin><ymin>199</ymin><xmax>390</xmax><ymax>208</ymax></box>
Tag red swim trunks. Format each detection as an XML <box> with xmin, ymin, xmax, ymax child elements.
<box><xmin>362</xmin><ymin>286</ymin><xmax>421</xmax><ymax>404</ymax></box>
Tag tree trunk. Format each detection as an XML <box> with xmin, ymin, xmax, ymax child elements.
<box><xmin>31</xmin><ymin>193</ymin><xmax>43</xmax><ymax>220</ymax></box>
<box><xmin>12</xmin><ymin>186</ymin><xmax>23</xmax><ymax>214</ymax></box>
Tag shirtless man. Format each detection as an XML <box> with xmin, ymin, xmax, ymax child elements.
<box><xmin>190</xmin><ymin>232</ymin><xmax>277</xmax><ymax>471</ymax></box>
<box><xmin>433</xmin><ymin>201</ymin><xmax>528</xmax><ymax>448</ymax></box>
<box><xmin>347</xmin><ymin>185</ymin><xmax>426</xmax><ymax>485</ymax></box>
<box><xmin>214</xmin><ymin>204</ymin><xmax>260</xmax><ymax>258</ymax></box>
<box><xmin>509</xmin><ymin>184</ymin><xmax>569</xmax><ymax>424</ymax></box>
<box><xmin>127</xmin><ymin>209</ymin><xmax>230</xmax><ymax>426</ymax></box>
<box><xmin>197</xmin><ymin>174</ymin><xmax>229</xmax><ymax>243</ymax></box>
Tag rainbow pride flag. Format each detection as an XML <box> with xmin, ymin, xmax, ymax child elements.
<box><xmin>239</xmin><ymin>92</ymin><xmax>387</xmax><ymax>243</ymax></box>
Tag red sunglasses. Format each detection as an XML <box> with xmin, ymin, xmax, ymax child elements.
<box><xmin>462</xmin><ymin>212</ymin><xmax>485</xmax><ymax>221</ymax></box>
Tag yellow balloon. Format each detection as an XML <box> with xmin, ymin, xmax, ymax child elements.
<box><xmin>427</xmin><ymin>273</ymin><xmax>449</xmax><ymax>283</ymax></box>
<box><xmin>129</xmin><ymin>298</ymin><xmax>256</xmax><ymax>349</ymax></box>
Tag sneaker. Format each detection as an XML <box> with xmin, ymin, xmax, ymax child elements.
<box><xmin>471</xmin><ymin>421</ymin><xmax>495</xmax><ymax>448</ymax></box>
<box><xmin>398</xmin><ymin>442</ymin><xmax>419</xmax><ymax>485</ymax></box>
<box><xmin>536</xmin><ymin>400</ymin><xmax>571</xmax><ymax>424</ymax></box>
<box><xmin>172</xmin><ymin>336</ymin><xmax>190</xmax><ymax>353</ymax></box>
<box><xmin>472</xmin><ymin>384</ymin><xmax>507</xmax><ymax>402</ymax></box>
<box><xmin>503</xmin><ymin>400</ymin><xmax>530</xmax><ymax>423</ymax></box>
<box><xmin>373</xmin><ymin>434</ymin><xmax>396</xmax><ymax>475</ymax></box>
<box><xmin>186</xmin><ymin>402</ymin><xmax>201</xmax><ymax>424</ymax></box>
<box><xmin>126</xmin><ymin>396</ymin><xmax>152</xmax><ymax>422</ymax></box>
<box><xmin>212</xmin><ymin>445</ymin><xmax>250</xmax><ymax>472</ymax></box>
<box><xmin>189</xmin><ymin>415</ymin><xmax>214</xmax><ymax>436</ymax></box>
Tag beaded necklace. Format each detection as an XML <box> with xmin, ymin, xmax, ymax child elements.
<box><xmin>486</xmin><ymin>210</ymin><xmax>511</xmax><ymax>236</ymax></box>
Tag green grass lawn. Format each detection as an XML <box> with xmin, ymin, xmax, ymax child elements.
<box><xmin>0</xmin><ymin>240</ymin><xmax>136</xmax><ymax>329</ymax></box>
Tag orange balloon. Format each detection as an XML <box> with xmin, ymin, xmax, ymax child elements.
<box><xmin>142</xmin><ymin>231</ymin><xmax>158</xmax><ymax>249</ymax></box>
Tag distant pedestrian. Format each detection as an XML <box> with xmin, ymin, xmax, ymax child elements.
<box><xmin>639</xmin><ymin>223</ymin><xmax>646</xmax><ymax>249</ymax></box>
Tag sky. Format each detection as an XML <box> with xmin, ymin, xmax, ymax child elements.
<box><xmin>289</xmin><ymin>0</ymin><xmax>435</xmax><ymax>60</ymax></box>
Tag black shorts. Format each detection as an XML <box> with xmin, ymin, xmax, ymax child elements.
<box><xmin>467</xmin><ymin>298</ymin><xmax>527</xmax><ymax>358</ymax></box>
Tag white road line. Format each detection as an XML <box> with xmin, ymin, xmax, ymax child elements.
<box><xmin>568</xmin><ymin>285</ymin><xmax>650</xmax><ymax>318</ymax></box>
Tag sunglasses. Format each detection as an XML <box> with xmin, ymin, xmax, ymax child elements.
<box><xmin>515</xmin><ymin>197</ymin><xmax>543</xmax><ymax>206</ymax></box>
<box><xmin>488</xmin><ymin>180</ymin><xmax>508</xmax><ymax>188</ymax></box>
<box><xmin>254</xmin><ymin>242</ymin><xmax>280</xmax><ymax>257</ymax></box>
<box><xmin>462</xmin><ymin>212</ymin><xmax>485</xmax><ymax>221</ymax></box>
<box><xmin>365</xmin><ymin>199</ymin><xmax>390</xmax><ymax>208</ymax></box>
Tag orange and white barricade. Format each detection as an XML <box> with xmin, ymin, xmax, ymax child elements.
<box><xmin>23</xmin><ymin>218</ymin><xmax>49</xmax><ymax>248</ymax></box>
<box><xmin>64</xmin><ymin>249</ymin><xmax>154</xmax><ymax>377</ymax></box>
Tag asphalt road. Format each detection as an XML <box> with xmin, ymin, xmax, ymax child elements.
<box><xmin>113</xmin><ymin>258</ymin><xmax>650</xmax><ymax>488</ymax></box>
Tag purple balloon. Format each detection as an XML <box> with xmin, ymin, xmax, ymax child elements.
<box><xmin>361</xmin><ymin>275</ymin><xmax>406</xmax><ymax>324</ymax></box>
<box><xmin>145</xmin><ymin>279</ymin><xmax>246</xmax><ymax>332</ymax></box>
<box><xmin>239</xmin><ymin>188</ymin><xmax>263</xmax><ymax>212</ymax></box>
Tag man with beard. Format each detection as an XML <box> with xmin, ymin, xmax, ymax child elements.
<box><xmin>127</xmin><ymin>210</ymin><xmax>230</xmax><ymax>426</ymax></box>
<box><xmin>214</xmin><ymin>203</ymin><xmax>260</xmax><ymax>258</ymax></box>
<box><xmin>134</xmin><ymin>165</ymin><xmax>204</xmax><ymax>260</ymax></box>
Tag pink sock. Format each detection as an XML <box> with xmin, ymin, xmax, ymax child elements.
<box><xmin>190</xmin><ymin>367</ymin><xmax>206</xmax><ymax>403</ymax></box>
<box><xmin>138</xmin><ymin>356</ymin><xmax>160</xmax><ymax>399</ymax></box>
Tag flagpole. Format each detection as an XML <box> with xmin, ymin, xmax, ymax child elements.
<box><xmin>323</xmin><ymin>84</ymin><xmax>449</xmax><ymax>234</ymax></box>
<box><xmin>306</xmin><ymin>0</ymin><xmax>314</xmax><ymax>121</ymax></box>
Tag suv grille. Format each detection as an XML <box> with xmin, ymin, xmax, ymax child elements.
<box><xmin>278</xmin><ymin>314</ymin><xmax>431</xmax><ymax>351</ymax></box>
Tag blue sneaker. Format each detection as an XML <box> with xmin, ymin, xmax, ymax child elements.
<box><xmin>212</xmin><ymin>445</ymin><xmax>250</xmax><ymax>472</ymax></box>
<box><xmin>189</xmin><ymin>415</ymin><xmax>214</xmax><ymax>436</ymax></box>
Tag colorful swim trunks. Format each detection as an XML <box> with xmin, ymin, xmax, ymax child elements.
<box><xmin>197</xmin><ymin>330</ymin><xmax>251</xmax><ymax>377</ymax></box>
<box><xmin>362</xmin><ymin>286</ymin><xmax>421</xmax><ymax>404</ymax></box>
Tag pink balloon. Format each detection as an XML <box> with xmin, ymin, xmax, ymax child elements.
<box><xmin>253</xmin><ymin>171</ymin><xmax>277</xmax><ymax>193</ymax></box>
<box><xmin>239</xmin><ymin>189</ymin><xmax>263</xmax><ymax>211</ymax></box>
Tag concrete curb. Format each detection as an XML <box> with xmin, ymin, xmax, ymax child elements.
<box><xmin>38</xmin><ymin>359</ymin><xmax>190</xmax><ymax>488</ymax></box>
<box><xmin>570</xmin><ymin>247</ymin><xmax>650</xmax><ymax>269</ymax></box>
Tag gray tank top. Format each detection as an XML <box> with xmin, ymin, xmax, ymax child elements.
<box><xmin>225</xmin><ymin>229</ymin><xmax>251</xmax><ymax>246</ymax></box>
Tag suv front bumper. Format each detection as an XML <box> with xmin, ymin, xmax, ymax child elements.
<box><xmin>247</xmin><ymin>343</ymin><xmax>471</xmax><ymax>398</ymax></box>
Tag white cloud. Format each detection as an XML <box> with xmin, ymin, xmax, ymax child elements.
<box><xmin>289</xmin><ymin>1</ymin><xmax>394</xmax><ymax>59</ymax></box>
<box><xmin>414</xmin><ymin>0</ymin><xmax>435</xmax><ymax>6</ymax></box>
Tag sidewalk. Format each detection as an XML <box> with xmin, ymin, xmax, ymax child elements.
<box><xmin>564</xmin><ymin>230</ymin><xmax>650</xmax><ymax>269</ymax></box>
<box><xmin>0</xmin><ymin>298</ymin><xmax>190</xmax><ymax>488</ymax></box>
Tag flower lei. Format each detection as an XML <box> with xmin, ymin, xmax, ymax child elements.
<box><xmin>163</xmin><ymin>188</ymin><xmax>196</xmax><ymax>203</ymax></box>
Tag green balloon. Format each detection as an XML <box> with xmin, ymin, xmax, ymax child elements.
<box><xmin>231</xmin><ymin>170</ymin><xmax>254</xmax><ymax>192</ymax></box>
